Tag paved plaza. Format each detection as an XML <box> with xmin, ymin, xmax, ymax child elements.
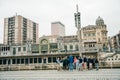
<box><xmin>0</xmin><ymin>69</ymin><xmax>120</xmax><ymax>80</ymax></box>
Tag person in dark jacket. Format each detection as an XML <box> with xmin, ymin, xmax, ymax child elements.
<box><xmin>92</xmin><ymin>56</ymin><xmax>95</xmax><ymax>69</ymax></box>
<box><xmin>83</xmin><ymin>55</ymin><xmax>87</xmax><ymax>70</ymax></box>
<box><xmin>87</xmin><ymin>56</ymin><xmax>90</xmax><ymax>70</ymax></box>
<box><xmin>63</xmin><ymin>56</ymin><xmax>69</xmax><ymax>70</ymax></box>
<box><xmin>69</xmin><ymin>55</ymin><xmax>74</xmax><ymax>70</ymax></box>
<box><xmin>89</xmin><ymin>56</ymin><xmax>94</xmax><ymax>70</ymax></box>
<box><xmin>79</xmin><ymin>56</ymin><xmax>83</xmax><ymax>71</ymax></box>
<box><xmin>95</xmin><ymin>58</ymin><xmax>99</xmax><ymax>70</ymax></box>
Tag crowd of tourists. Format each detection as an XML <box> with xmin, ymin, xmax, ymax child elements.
<box><xmin>56</xmin><ymin>55</ymin><xmax>99</xmax><ymax>71</ymax></box>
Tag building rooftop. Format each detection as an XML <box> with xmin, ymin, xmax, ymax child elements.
<box><xmin>51</xmin><ymin>21</ymin><xmax>65</xmax><ymax>27</ymax></box>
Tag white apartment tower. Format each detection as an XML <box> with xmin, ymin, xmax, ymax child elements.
<box><xmin>4</xmin><ymin>15</ymin><xmax>39</xmax><ymax>45</ymax></box>
<box><xmin>51</xmin><ymin>21</ymin><xmax>65</xmax><ymax>36</ymax></box>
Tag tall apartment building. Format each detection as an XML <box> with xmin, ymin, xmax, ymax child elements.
<box><xmin>51</xmin><ymin>21</ymin><xmax>65</xmax><ymax>36</ymax></box>
<box><xmin>4</xmin><ymin>15</ymin><xmax>39</xmax><ymax>45</ymax></box>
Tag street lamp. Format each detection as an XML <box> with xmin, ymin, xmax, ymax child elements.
<box><xmin>74</xmin><ymin>5</ymin><xmax>82</xmax><ymax>56</ymax></box>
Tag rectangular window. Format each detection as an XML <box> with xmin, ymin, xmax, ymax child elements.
<box><xmin>30</xmin><ymin>58</ymin><xmax>33</xmax><ymax>63</ymax></box>
<box><xmin>38</xmin><ymin>58</ymin><xmax>42</xmax><ymax>63</ymax></box>
<box><xmin>53</xmin><ymin>57</ymin><xmax>56</xmax><ymax>63</ymax></box>
<box><xmin>64</xmin><ymin>45</ymin><xmax>67</xmax><ymax>51</ymax></box>
<box><xmin>48</xmin><ymin>57</ymin><xmax>52</xmax><ymax>63</ymax></box>
<box><xmin>21</xmin><ymin>59</ymin><xmax>24</xmax><ymax>64</ymax></box>
<box><xmin>92</xmin><ymin>33</ymin><xmax>95</xmax><ymax>36</ymax></box>
<box><xmin>23</xmin><ymin>47</ymin><xmax>26</xmax><ymax>51</ymax></box>
<box><xmin>89</xmin><ymin>44</ymin><xmax>92</xmax><ymax>47</ymax></box>
<box><xmin>3</xmin><ymin>59</ymin><xmax>6</xmax><ymax>65</ymax></box>
<box><xmin>34</xmin><ymin>58</ymin><xmax>37</xmax><ymax>63</ymax></box>
<box><xmin>13</xmin><ymin>48</ymin><xmax>16</xmax><ymax>55</ymax></box>
<box><xmin>12</xmin><ymin>59</ymin><xmax>16</xmax><ymax>64</ymax></box>
<box><xmin>88</xmin><ymin>34</ymin><xmax>91</xmax><ymax>36</ymax></box>
<box><xmin>70</xmin><ymin>45</ymin><xmax>73</xmax><ymax>49</ymax></box>
<box><xmin>25</xmin><ymin>58</ymin><xmax>28</xmax><ymax>64</ymax></box>
<box><xmin>17</xmin><ymin>59</ymin><xmax>20</xmax><ymax>64</ymax></box>
<box><xmin>18</xmin><ymin>47</ymin><xmax>21</xmax><ymax>52</ymax></box>
<box><xmin>50</xmin><ymin>43</ymin><xmax>58</xmax><ymax>49</ymax></box>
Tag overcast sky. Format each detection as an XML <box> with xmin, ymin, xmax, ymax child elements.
<box><xmin>0</xmin><ymin>0</ymin><xmax>120</xmax><ymax>43</ymax></box>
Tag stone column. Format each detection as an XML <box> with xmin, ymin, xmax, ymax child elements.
<box><xmin>10</xmin><ymin>59</ymin><xmax>12</xmax><ymax>65</ymax></box>
<box><xmin>6</xmin><ymin>59</ymin><xmax>8</xmax><ymax>65</ymax></box>
<box><xmin>41</xmin><ymin>57</ymin><xmax>43</xmax><ymax>63</ymax></box>
<box><xmin>51</xmin><ymin>57</ymin><xmax>53</xmax><ymax>63</ymax></box>
<box><xmin>20</xmin><ymin>58</ymin><xmax>21</xmax><ymax>64</ymax></box>
<box><xmin>33</xmin><ymin>58</ymin><xmax>34</xmax><ymax>64</ymax></box>
<box><xmin>15</xmin><ymin>59</ymin><xmax>17</xmax><ymax>64</ymax></box>
<box><xmin>46</xmin><ymin>57</ymin><xmax>48</xmax><ymax>63</ymax></box>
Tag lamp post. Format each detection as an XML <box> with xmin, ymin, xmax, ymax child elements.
<box><xmin>74</xmin><ymin>5</ymin><xmax>82</xmax><ymax>56</ymax></box>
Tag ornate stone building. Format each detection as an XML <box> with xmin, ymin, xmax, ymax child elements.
<box><xmin>39</xmin><ymin>35</ymin><xmax>59</xmax><ymax>54</ymax></box>
<box><xmin>81</xmin><ymin>16</ymin><xmax>108</xmax><ymax>53</ymax></box>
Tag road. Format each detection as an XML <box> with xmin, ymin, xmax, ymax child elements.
<box><xmin>0</xmin><ymin>69</ymin><xmax>120</xmax><ymax>80</ymax></box>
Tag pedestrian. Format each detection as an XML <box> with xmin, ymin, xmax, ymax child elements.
<box><xmin>79</xmin><ymin>56</ymin><xmax>83</xmax><ymax>71</ymax></box>
<box><xmin>60</xmin><ymin>58</ymin><xmax>63</xmax><ymax>70</ymax></box>
<box><xmin>69</xmin><ymin>55</ymin><xmax>74</xmax><ymax>71</ymax></box>
<box><xmin>89</xmin><ymin>56</ymin><xmax>93</xmax><ymax>70</ymax></box>
<box><xmin>87</xmin><ymin>56</ymin><xmax>90</xmax><ymax>70</ymax></box>
<box><xmin>92</xmin><ymin>56</ymin><xmax>95</xmax><ymax>69</ymax></box>
<box><xmin>66</xmin><ymin>56</ymin><xmax>69</xmax><ymax>70</ymax></box>
<box><xmin>76</xmin><ymin>57</ymin><xmax>79</xmax><ymax>71</ymax></box>
<box><xmin>73</xmin><ymin>56</ymin><xmax>77</xmax><ymax>69</ymax></box>
<box><xmin>56</xmin><ymin>57</ymin><xmax>61</xmax><ymax>71</ymax></box>
<box><xmin>62</xmin><ymin>57</ymin><xmax>65</xmax><ymax>70</ymax></box>
<box><xmin>95</xmin><ymin>58</ymin><xmax>99</xmax><ymax>71</ymax></box>
<box><xmin>83</xmin><ymin>55</ymin><xmax>87</xmax><ymax>70</ymax></box>
<box><xmin>63</xmin><ymin>56</ymin><xmax>69</xmax><ymax>70</ymax></box>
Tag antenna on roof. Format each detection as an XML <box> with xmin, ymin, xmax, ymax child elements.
<box><xmin>76</xmin><ymin>4</ymin><xmax>78</xmax><ymax>13</ymax></box>
<box><xmin>15</xmin><ymin>12</ymin><xmax>17</xmax><ymax>16</ymax></box>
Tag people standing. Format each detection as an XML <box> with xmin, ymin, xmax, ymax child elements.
<box><xmin>56</xmin><ymin>57</ymin><xmax>61</xmax><ymax>71</ymax></box>
<box><xmin>89</xmin><ymin>56</ymin><xmax>93</xmax><ymax>70</ymax></box>
<box><xmin>63</xmin><ymin>56</ymin><xmax>69</xmax><ymax>70</ymax></box>
<box><xmin>79</xmin><ymin>56</ymin><xmax>83</xmax><ymax>71</ymax></box>
<box><xmin>83</xmin><ymin>55</ymin><xmax>87</xmax><ymax>70</ymax></box>
<box><xmin>92</xmin><ymin>56</ymin><xmax>95</xmax><ymax>69</ymax></box>
<box><xmin>69</xmin><ymin>55</ymin><xmax>74</xmax><ymax>71</ymax></box>
<box><xmin>76</xmin><ymin>57</ymin><xmax>79</xmax><ymax>71</ymax></box>
<box><xmin>73</xmin><ymin>56</ymin><xmax>77</xmax><ymax>69</ymax></box>
<box><xmin>95</xmin><ymin>58</ymin><xmax>99</xmax><ymax>71</ymax></box>
<box><xmin>87</xmin><ymin>56</ymin><xmax>90</xmax><ymax>70</ymax></box>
